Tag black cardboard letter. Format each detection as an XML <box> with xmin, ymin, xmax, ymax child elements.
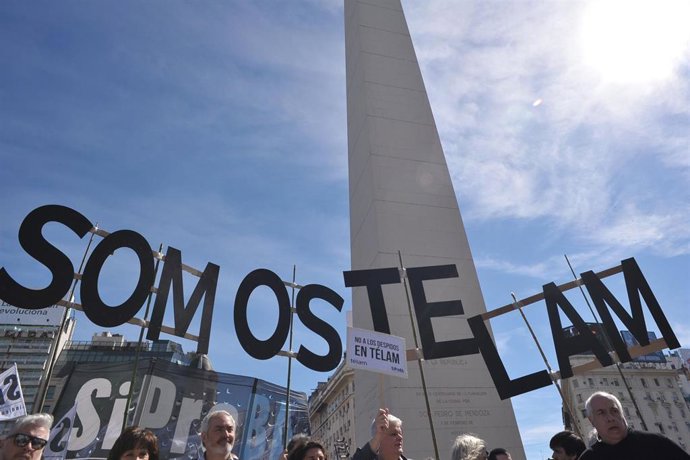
<box><xmin>467</xmin><ymin>314</ymin><xmax>551</xmax><ymax>399</ymax></box>
<box><xmin>580</xmin><ymin>270</ymin><xmax>633</xmax><ymax>363</ymax></box>
<box><xmin>343</xmin><ymin>267</ymin><xmax>400</xmax><ymax>334</ymax></box>
<box><xmin>407</xmin><ymin>265</ymin><xmax>479</xmax><ymax>359</ymax></box>
<box><xmin>295</xmin><ymin>284</ymin><xmax>344</xmax><ymax>372</ymax></box>
<box><xmin>544</xmin><ymin>282</ymin><xmax>612</xmax><ymax>379</ymax></box>
<box><xmin>234</xmin><ymin>269</ymin><xmax>290</xmax><ymax>360</ymax></box>
<box><xmin>621</xmin><ymin>257</ymin><xmax>680</xmax><ymax>349</ymax></box>
<box><xmin>80</xmin><ymin>230</ymin><xmax>155</xmax><ymax>327</ymax></box>
<box><xmin>0</xmin><ymin>205</ymin><xmax>92</xmax><ymax>308</ymax></box>
<box><xmin>146</xmin><ymin>247</ymin><xmax>219</xmax><ymax>354</ymax></box>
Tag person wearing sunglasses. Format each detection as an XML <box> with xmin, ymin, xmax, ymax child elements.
<box><xmin>0</xmin><ymin>412</ymin><xmax>53</xmax><ymax>460</ymax></box>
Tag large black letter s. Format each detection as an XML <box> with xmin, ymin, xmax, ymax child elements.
<box><xmin>295</xmin><ymin>284</ymin><xmax>344</xmax><ymax>372</ymax></box>
<box><xmin>0</xmin><ymin>205</ymin><xmax>93</xmax><ymax>308</ymax></box>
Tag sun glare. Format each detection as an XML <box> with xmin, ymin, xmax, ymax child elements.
<box><xmin>580</xmin><ymin>0</ymin><xmax>690</xmax><ymax>84</ymax></box>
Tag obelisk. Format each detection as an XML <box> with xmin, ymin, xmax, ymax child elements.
<box><xmin>345</xmin><ymin>1</ymin><xmax>526</xmax><ymax>459</ymax></box>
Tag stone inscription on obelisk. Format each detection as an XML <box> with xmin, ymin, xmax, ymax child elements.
<box><xmin>345</xmin><ymin>1</ymin><xmax>525</xmax><ymax>459</ymax></box>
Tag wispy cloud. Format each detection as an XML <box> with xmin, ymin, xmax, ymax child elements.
<box><xmin>475</xmin><ymin>256</ymin><xmax>554</xmax><ymax>280</ymax></box>
<box><xmin>402</xmin><ymin>0</ymin><xmax>690</xmax><ymax>265</ymax></box>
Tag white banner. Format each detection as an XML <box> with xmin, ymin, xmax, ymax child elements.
<box><xmin>0</xmin><ymin>302</ymin><xmax>65</xmax><ymax>326</ymax></box>
<box><xmin>0</xmin><ymin>364</ymin><xmax>26</xmax><ymax>420</ymax></box>
<box><xmin>346</xmin><ymin>327</ymin><xmax>408</xmax><ymax>378</ymax></box>
<box><xmin>44</xmin><ymin>403</ymin><xmax>78</xmax><ymax>459</ymax></box>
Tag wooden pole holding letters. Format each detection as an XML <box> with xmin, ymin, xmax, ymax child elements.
<box><xmin>398</xmin><ymin>251</ymin><xmax>440</xmax><ymax>460</ymax></box>
<box><xmin>510</xmin><ymin>292</ymin><xmax>583</xmax><ymax>439</ymax></box>
<box><xmin>122</xmin><ymin>243</ymin><xmax>164</xmax><ymax>434</ymax></box>
<box><xmin>282</xmin><ymin>265</ymin><xmax>298</xmax><ymax>450</ymax></box>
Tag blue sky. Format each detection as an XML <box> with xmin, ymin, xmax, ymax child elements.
<box><xmin>1</xmin><ymin>1</ymin><xmax>689</xmax><ymax>459</ymax></box>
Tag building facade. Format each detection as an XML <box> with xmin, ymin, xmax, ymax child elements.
<box><xmin>309</xmin><ymin>360</ymin><xmax>355</xmax><ymax>460</ymax></box>
<box><xmin>55</xmin><ymin>331</ymin><xmax>192</xmax><ymax>367</ymax></box>
<box><xmin>562</xmin><ymin>354</ymin><xmax>690</xmax><ymax>451</ymax></box>
<box><xmin>0</xmin><ymin>302</ymin><xmax>75</xmax><ymax>432</ymax></box>
<box><xmin>669</xmin><ymin>348</ymin><xmax>690</xmax><ymax>404</ymax></box>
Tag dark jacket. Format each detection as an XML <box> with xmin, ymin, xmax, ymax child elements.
<box><xmin>351</xmin><ymin>441</ymin><xmax>411</xmax><ymax>460</ymax></box>
<box><xmin>579</xmin><ymin>429</ymin><xmax>689</xmax><ymax>460</ymax></box>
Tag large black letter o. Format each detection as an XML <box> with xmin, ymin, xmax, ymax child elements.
<box><xmin>80</xmin><ymin>230</ymin><xmax>154</xmax><ymax>327</ymax></box>
<box><xmin>234</xmin><ymin>269</ymin><xmax>290</xmax><ymax>360</ymax></box>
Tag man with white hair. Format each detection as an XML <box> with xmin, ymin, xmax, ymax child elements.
<box><xmin>352</xmin><ymin>408</ymin><xmax>408</xmax><ymax>460</ymax></box>
<box><xmin>195</xmin><ymin>410</ymin><xmax>239</xmax><ymax>460</ymax></box>
<box><xmin>580</xmin><ymin>391</ymin><xmax>689</xmax><ymax>459</ymax></box>
<box><xmin>0</xmin><ymin>413</ymin><xmax>53</xmax><ymax>460</ymax></box>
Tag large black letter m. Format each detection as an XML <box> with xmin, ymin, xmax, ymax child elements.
<box><xmin>582</xmin><ymin>257</ymin><xmax>679</xmax><ymax>362</ymax></box>
<box><xmin>146</xmin><ymin>247</ymin><xmax>219</xmax><ymax>354</ymax></box>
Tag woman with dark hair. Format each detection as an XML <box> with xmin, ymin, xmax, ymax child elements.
<box><xmin>107</xmin><ymin>426</ymin><xmax>159</xmax><ymax>460</ymax></box>
<box><xmin>288</xmin><ymin>440</ymin><xmax>328</xmax><ymax>460</ymax></box>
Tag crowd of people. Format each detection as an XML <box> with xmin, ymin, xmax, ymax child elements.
<box><xmin>0</xmin><ymin>409</ymin><xmax>238</xmax><ymax>460</ymax></box>
<box><xmin>0</xmin><ymin>391</ymin><xmax>688</xmax><ymax>460</ymax></box>
<box><xmin>284</xmin><ymin>395</ymin><xmax>689</xmax><ymax>460</ymax></box>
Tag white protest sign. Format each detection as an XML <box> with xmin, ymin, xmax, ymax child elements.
<box><xmin>346</xmin><ymin>327</ymin><xmax>407</xmax><ymax>378</ymax></box>
<box><xmin>44</xmin><ymin>403</ymin><xmax>78</xmax><ymax>459</ymax></box>
<box><xmin>0</xmin><ymin>363</ymin><xmax>26</xmax><ymax>420</ymax></box>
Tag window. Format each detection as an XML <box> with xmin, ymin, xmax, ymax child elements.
<box><xmin>654</xmin><ymin>378</ymin><xmax>660</xmax><ymax>387</ymax></box>
<box><xmin>641</xmin><ymin>378</ymin><xmax>648</xmax><ymax>388</ymax></box>
<box><xmin>651</xmin><ymin>402</ymin><xmax>659</xmax><ymax>417</ymax></box>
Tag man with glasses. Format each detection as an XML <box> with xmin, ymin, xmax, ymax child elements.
<box><xmin>0</xmin><ymin>413</ymin><xmax>53</xmax><ymax>460</ymax></box>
